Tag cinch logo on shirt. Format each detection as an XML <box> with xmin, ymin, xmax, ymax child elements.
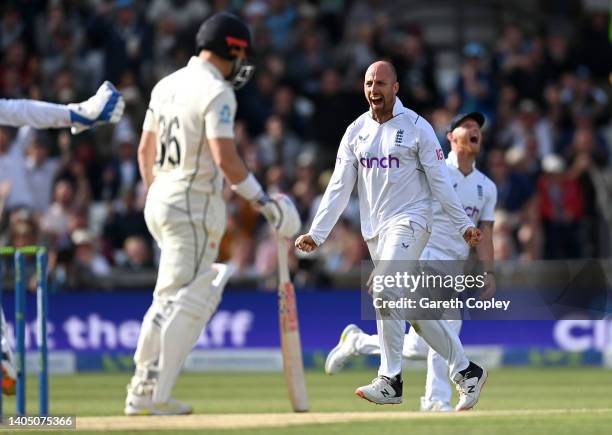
<box><xmin>359</xmin><ymin>154</ymin><xmax>400</xmax><ymax>169</ymax></box>
<box><xmin>465</xmin><ymin>206</ymin><xmax>480</xmax><ymax>218</ymax></box>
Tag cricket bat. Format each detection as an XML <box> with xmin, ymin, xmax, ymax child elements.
<box><xmin>277</xmin><ymin>236</ymin><xmax>309</xmax><ymax>412</ymax></box>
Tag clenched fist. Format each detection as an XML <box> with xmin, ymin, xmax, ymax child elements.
<box><xmin>295</xmin><ymin>234</ymin><xmax>318</xmax><ymax>252</ymax></box>
<box><xmin>463</xmin><ymin>227</ymin><xmax>482</xmax><ymax>247</ymax></box>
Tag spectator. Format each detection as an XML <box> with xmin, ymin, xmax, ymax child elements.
<box><xmin>392</xmin><ymin>28</ymin><xmax>438</xmax><ymax>114</ymax></box>
<box><xmin>99</xmin><ymin>119</ymin><xmax>139</xmax><ymax>201</ymax></box>
<box><xmin>537</xmin><ymin>154</ymin><xmax>583</xmax><ymax>258</ymax></box>
<box><xmin>448</xmin><ymin>42</ymin><xmax>496</xmax><ymax>121</ymax></box>
<box><xmin>256</xmin><ymin>115</ymin><xmax>301</xmax><ymax>178</ymax></box>
<box><xmin>69</xmin><ymin>229</ymin><xmax>111</xmax><ymax>289</ymax></box>
<box><xmin>40</xmin><ymin>179</ymin><xmax>76</xmax><ymax>246</ymax></box>
<box><xmin>486</xmin><ymin>148</ymin><xmax>533</xmax><ymax>213</ymax></box>
<box><xmin>264</xmin><ymin>0</ymin><xmax>297</xmax><ymax>52</ymax></box>
<box><xmin>498</xmin><ymin>99</ymin><xmax>554</xmax><ymax>158</ymax></box>
<box><xmin>118</xmin><ymin>235</ymin><xmax>153</xmax><ymax>270</ymax></box>
<box><xmin>25</xmin><ymin>132</ymin><xmax>62</xmax><ymax>213</ymax></box>
<box><xmin>310</xmin><ymin>69</ymin><xmax>354</xmax><ymax>154</ymax></box>
<box><xmin>102</xmin><ymin>187</ymin><xmax>150</xmax><ymax>260</ymax></box>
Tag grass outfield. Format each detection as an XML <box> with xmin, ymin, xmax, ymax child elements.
<box><xmin>0</xmin><ymin>367</ymin><xmax>611</xmax><ymax>433</ymax></box>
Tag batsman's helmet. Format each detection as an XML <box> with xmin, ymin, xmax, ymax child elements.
<box><xmin>196</xmin><ymin>13</ymin><xmax>255</xmax><ymax>89</ymax></box>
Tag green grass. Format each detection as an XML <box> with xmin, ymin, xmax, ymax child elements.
<box><xmin>1</xmin><ymin>367</ymin><xmax>611</xmax><ymax>434</ymax></box>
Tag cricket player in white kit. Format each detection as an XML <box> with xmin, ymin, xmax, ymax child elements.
<box><xmin>296</xmin><ymin>61</ymin><xmax>487</xmax><ymax>411</ymax></box>
<box><xmin>325</xmin><ymin>112</ymin><xmax>497</xmax><ymax>412</ymax></box>
<box><xmin>125</xmin><ymin>13</ymin><xmax>300</xmax><ymax>415</ymax></box>
<box><xmin>0</xmin><ymin>81</ymin><xmax>124</xmax><ymax>396</ymax></box>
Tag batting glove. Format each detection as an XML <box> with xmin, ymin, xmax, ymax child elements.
<box><xmin>255</xmin><ymin>193</ymin><xmax>283</xmax><ymax>229</ymax></box>
<box><xmin>68</xmin><ymin>81</ymin><xmax>125</xmax><ymax>134</ymax></box>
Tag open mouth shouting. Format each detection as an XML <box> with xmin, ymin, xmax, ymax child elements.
<box><xmin>370</xmin><ymin>95</ymin><xmax>384</xmax><ymax>109</ymax></box>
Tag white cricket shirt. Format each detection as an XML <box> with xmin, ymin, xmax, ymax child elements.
<box><xmin>425</xmin><ymin>151</ymin><xmax>497</xmax><ymax>260</ymax></box>
<box><xmin>309</xmin><ymin>98</ymin><xmax>473</xmax><ymax>245</ymax></box>
<box><xmin>143</xmin><ymin>57</ymin><xmax>236</xmax><ymax>200</ymax></box>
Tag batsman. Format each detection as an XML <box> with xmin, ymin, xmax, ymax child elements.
<box><xmin>295</xmin><ymin>61</ymin><xmax>487</xmax><ymax>410</ymax></box>
<box><xmin>125</xmin><ymin>13</ymin><xmax>299</xmax><ymax>415</ymax></box>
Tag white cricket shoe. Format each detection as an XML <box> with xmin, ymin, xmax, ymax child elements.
<box><xmin>68</xmin><ymin>81</ymin><xmax>125</xmax><ymax>134</ymax></box>
<box><xmin>325</xmin><ymin>324</ymin><xmax>362</xmax><ymax>375</ymax></box>
<box><xmin>420</xmin><ymin>396</ymin><xmax>454</xmax><ymax>412</ymax></box>
<box><xmin>355</xmin><ymin>374</ymin><xmax>403</xmax><ymax>405</ymax></box>
<box><xmin>124</xmin><ymin>383</ymin><xmax>192</xmax><ymax>416</ymax></box>
<box><xmin>453</xmin><ymin>361</ymin><xmax>487</xmax><ymax>411</ymax></box>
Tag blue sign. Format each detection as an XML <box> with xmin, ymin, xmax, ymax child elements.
<box><xmin>2</xmin><ymin>291</ymin><xmax>611</xmax><ymax>354</ymax></box>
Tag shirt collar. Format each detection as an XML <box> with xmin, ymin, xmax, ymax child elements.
<box><xmin>447</xmin><ymin>150</ymin><xmax>476</xmax><ymax>171</ymax></box>
<box><xmin>187</xmin><ymin>56</ymin><xmax>225</xmax><ymax>81</ymax></box>
<box><xmin>368</xmin><ymin>96</ymin><xmax>406</xmax><ymax>120</ymax></box>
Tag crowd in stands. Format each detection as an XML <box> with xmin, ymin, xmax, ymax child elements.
<box><xmin>0</xmin><ymin>0</ymin><xmax>611</xmax><ymax>290</ymax></box>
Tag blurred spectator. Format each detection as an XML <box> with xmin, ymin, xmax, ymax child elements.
<box><xmin>87</xmin><ymin>0</ymin><xmax>153</xmax><ymax>86</ymax></box>
<box><xmin>271</xmin><ymin>85</ymin><xmax>308</xmax><ymax>137</ymax></box>
<box><xmin>100</xmin><ymin>119</ymin><xmax>139</xmax><ymax>201</ymax></box>
<box><xmin>486</xmin><ymin>148</ymin><xmax>533</xmax><ymax>213</ymax></box>
<box><xmin>319</xmin><ymin>218</ymin><xmax>367</xmax><ymax>273</ymax></box>
<box><xmin>264</xmin><ymin>0</ymin><xmax>297</xmax><ymax>52</ymax></box>
<box><xmin>543</xmin><ymin>30</ymin><xmax>574</xmax><ymax>82</ymax></box>
<box><xmin>537</xmin><ymin>154</ymin><xmax>583</xmax><ymax>258</ymax></box>
<box><xmin>147</xmin><ymin>0</ymin><xmax>209</xmax><ymax>31</ymax></box>
<box><xmin>498</xmin><ymin>99</ymin><xmax>554</xmax><ymax>157</ymax></box>
<box><xmin>8</xmin><ymin>210</ymin><xmax>38</xmax><ymax>248</ymax></box>
<box><xmin>575</xmin><ymin>12</ymin><xmax>612</xmax><ymax>81</ymax></box>
<box><xmin>69</xmin><ymin>229</ymin><xmax>111</xmax><ymax>289</ymax></box>
<box><xmin>286</xmin><ymin>30</ymin><xmax>331</xmax><ymax>94</ymax></box>
<box><xmin>0</xmin><ymin>5</ymin><xmax>24</xmax><ymax>50</ymax></box>
<box><xmin>256</xmin><ymin>115</ymin><xmax>301</xmax><ymax>178</ymax></box>
<box><xmin>25</xmin><ymin>132</ymin><xmax>63</xmax><ymax>213</ymax></box>
<box><xmin>310</xmin><ymin>69</ymin><xmax>354</xmax><ymax>158</ymax></box>
<box><xmin>102</xmin><ymin>187</ymin><xmax>150</xmax><ymax>259</ymax></box>
<box><xmin>40</xmin><ymin>179</ymin><xmax>76</xmax><ymax>246</ymax></box>
<box><xmin>118</xmin><ymin>235</ymin><xmax>153</xmax><ymax>270</ymax></box>
<box><xmin>565</xmin><ymin>127</ymin><xmax>608</xmax><ymax>257</ymax></box>
<box><xmin>448</xmin><ymin>42</ymin><xmax>496</xmax><ymax>121</ymax></box>
<box><xmin>559</xmin><ymin>66</ymin><xmax>609</xmax><ymax>128</ymax></box>
<box><xmin>392</xmin><ymin>28</ymin><xmax>438</xmax><ymax>114</ymax></box>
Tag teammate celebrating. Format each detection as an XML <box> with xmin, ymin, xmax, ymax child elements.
<box><xmin>325</xmin><ymin>112</ymin><xmax>497</xmax><ymax>412</ymax></box>
<box><xmin>295</xmin><ymin>61</ymin><xmax>487</xmax><ymax>411</ymax></box>
<box><xmin>125</xmin><ymin>13</ymin><xmax>299</xmax><ymax>416</ymax></box>
<box><xmin>1</xmin><ymin>81</ymin><xmax>124</xmax><ymax>396</ymax></box>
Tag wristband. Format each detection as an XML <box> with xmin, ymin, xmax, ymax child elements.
<box><xmin>231</xmin><ymin>173</ymin><xmax>263</xmax><ymax>201</ymax></box>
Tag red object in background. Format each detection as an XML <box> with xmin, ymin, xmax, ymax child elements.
<box><xmin>537</xmin><ymin>175</ymin><xmax>584</xmax><ymax>221</ymax></box>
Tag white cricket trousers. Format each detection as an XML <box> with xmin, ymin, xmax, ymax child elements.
<box><xmin>366</xmin><ymin>222</ymin><xmax>469</xmax><ymax>380</ymax></box>
<box><xmin>132</xmin><ymin>182</ymin><xmax>226</xmax><ymax>402</ymax></box>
